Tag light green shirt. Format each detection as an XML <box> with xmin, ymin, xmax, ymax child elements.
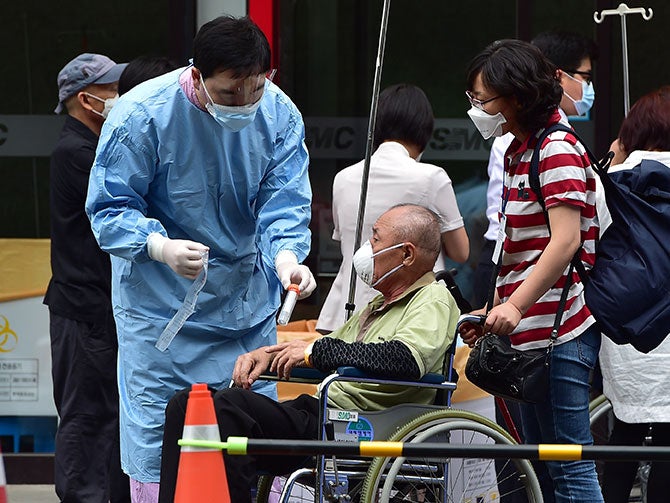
<box><xmin>323</xmin><ymin>272</ymin><xmax>460</xmax><ymax>410</ymax></box>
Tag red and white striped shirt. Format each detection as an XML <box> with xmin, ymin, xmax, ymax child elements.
<box><xmin>499</xmin><ymin>111</ymin><xmax>599</xmax><ymax>349</ymax></box>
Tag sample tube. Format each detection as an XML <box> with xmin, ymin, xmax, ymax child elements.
<box><xmin>277</xmin><ymin>284</ymin><xmax>300</xmax><ymax>325</ymax></box>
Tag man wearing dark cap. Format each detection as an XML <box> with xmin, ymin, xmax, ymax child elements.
<box><xmin>44</xmin><ymin>53</ymin><xmax>130</xmax><ymax>502</ymax></box>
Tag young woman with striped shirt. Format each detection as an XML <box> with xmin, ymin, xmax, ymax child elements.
<box><xmin>460</xmin><ymin>39</ymin><xmax>602</xmax><ymax>503</ymax></box>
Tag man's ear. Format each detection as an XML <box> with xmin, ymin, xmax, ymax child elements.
<box><xmin>77</xmin><ymin>91</ymin><xmax>94</xmax><ymax>112</ymax></box>
<box><xmin>191</xmin><ymin>67</ymin><xmax>201</xmax><ymax>89</ymax></box>
<box><xmin>402</xmin><ymin>242</ymin><xmax>417</xmax><ymax>266</ymax></box>
<box><xmin>556</xmin><ymin>69</ymin><xmax>569</xmax><ymax>86</ymax></box>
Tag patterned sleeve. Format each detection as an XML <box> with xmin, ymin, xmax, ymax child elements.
<box><xmin>311</xmin><ymin>337</ymin><xmax>421</xmax><ymax>379</ymax></box>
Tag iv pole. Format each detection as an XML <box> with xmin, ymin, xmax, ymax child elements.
<box><xmin>344</xmin><ymin>0</ymin><xmax>392</xmax><ymax>321</ymax></box>
<box><xmin>594</xmin><ymin>3</ymin><xmax>653</xmax><ymax>116</ymax></box>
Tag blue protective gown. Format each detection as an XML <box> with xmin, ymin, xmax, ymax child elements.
<box><xmin>85</xmin><ymin>68</ymin><xmax>312</xmax><ymax>481</ymax></box>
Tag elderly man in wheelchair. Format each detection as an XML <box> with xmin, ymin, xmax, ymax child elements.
<box><xmin>159</xmin><ymin>204</ymin><xmax>541</xmax><ymax>503</ymax></box>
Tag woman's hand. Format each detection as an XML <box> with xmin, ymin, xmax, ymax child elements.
<box><xmin>484</xmin><ymin>302</ymin><xmax>522</xmax><ymax>336</ymax></box>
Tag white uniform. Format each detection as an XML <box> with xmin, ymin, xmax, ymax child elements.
<box><xmin>317</xmin><ymin>141</ymin><xmax>464</xmax><ymax>332</ymax></box>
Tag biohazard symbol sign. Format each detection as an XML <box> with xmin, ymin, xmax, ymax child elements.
<box><xmin>0</xmin><ymin>315</ymin><xmax>18</xmax><ymax>353</ymax></box>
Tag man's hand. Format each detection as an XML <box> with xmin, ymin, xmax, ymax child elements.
<box><xmin>484</xmin><ymin>302</ymin><xmax>522</xmax><ymax>336</ymax></box>
<box><xmin>266</xmin><ymin>340</ymin><xmax>310</xmax><ymax>380</ymax></box>
<box><xmin>275</xmin><ymin>250</ymin><xmax>316</xmax><ymax>299</ymax></box>
<box><xmin>232</xmin><ymin>347</ymin><xmax>274</xmax><ymax>389</ymax></box>
<box><xmin>147</xmin><ymin>233</ymin><xmax>209</xmax><ymax>279</ymax></box>
<box><xmin>458</xmin><ymin>309</ymin><xmax>487</xmax><ymax>347</ymax></box>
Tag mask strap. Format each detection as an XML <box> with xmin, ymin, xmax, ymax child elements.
<box><xmin>81</xmin><ymin>93</ymin><xmax>105</xmax><ymax>118</ymax></box>
<box><xmin>561</xmin><ymin>71</ymin><xmax>586</xmax><ymax>103</ymax></box>
<box><xmin>562</xmin><ymin>70</ymin><xmax>580</xmax><ymax>84</ymax></box>
<box><xmin>371</xmin><ymin>242</ymin><xmax>404</xmax><ymax>259</ymax></box>
<box><xmin>371</xmin><ymin>263</ymin><xmax>404</xmax><ymax>288</ymax></box>
<box><xmin>201</xmin><ymin>79</ymin><xmax>216</xmax><ymax>106</ymax></box>
<box><xmin>84</xmin><ymin>92</ymin><xmax>105</xmax><ymax>104</ymax></box>
<box><xmin>563</xmin><ymin>89</ymin><xmax>579</xmax><ymax>104</ymax></box>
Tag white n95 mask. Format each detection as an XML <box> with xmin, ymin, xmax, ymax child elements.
<box><xmin>467</xmin><ymin>106</ymin><xmax>507</xmax><ymax>140</ymax></box>
<box><xmin>85</xmin><ymin>93</ymin><xmax>119</xmax><ymax>120</ymax></box>
<box><xmin>352</xmin><ymin>240</ymin><xmax>405</xmax><ymax>288</ymax></box>
<box><xmin>201</xmin><ymin>79</ymin><xmax>262</xmax><ymax>132</ymax></box>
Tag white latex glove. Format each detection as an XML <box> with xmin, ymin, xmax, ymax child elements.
<box><xmin>147</xmin><ymin>233</ymin><xmax>209</xmax><ymax>280</ymax></box>
<box><xmin>275</xmin><ymin>250</ymin><xmax>316</xmax><ymax>300</ymax></box>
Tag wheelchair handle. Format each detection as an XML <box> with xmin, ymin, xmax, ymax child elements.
<box><xmin>456</xmin><ymin>314</ymin><xmax>487</xmax><ymax>333</ymax></box>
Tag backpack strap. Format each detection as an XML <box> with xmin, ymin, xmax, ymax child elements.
<box><xmin>528</xmin><ymin>123</ymin><xmax>609</xmax><ymax>209</ymax></box>
<box><xmin>527</xmin><ymin>123</ymin><xmax>602</xmax><ymax>284</ymax></box>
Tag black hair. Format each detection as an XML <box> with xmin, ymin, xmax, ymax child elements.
<box><xmin>193</xmin><ymin>16</ymin><xmax>270</xmax><ymax>79</ymax></box>
<box><xmin>531</xmin><ymin>30</ymin><xmax>598</xmax><ymax>71</ymax></box>
<box><xmin>466</xmin><ymin>39</ymin><xmax>563</xmax><ymax>134</ymax></box>
<box><xmin>118</xmin><ymin>55</ymin><xmax>179</xmax><ymax>95</ymax></box>
<box><xmin>374</xmin><ymin>84</ymin><xmax>434</xmax><ymax>151</ymax></box>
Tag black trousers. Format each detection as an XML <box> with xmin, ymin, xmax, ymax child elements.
<box><xmin>49</xmin><ymin>312</ymin><xmax>130</xmax><ymax>503</ymax></box>
<box><xmin>159</xmin><ymin>387</ymin><xmax>320</xmax><ymax>502</ymax></box>
<box><xmin>603</xmin><ymin>418</ymin><xmax>670</xmax><ymax>503</ymax></box>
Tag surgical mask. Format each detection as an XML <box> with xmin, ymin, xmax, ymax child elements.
<box><xmin>85</xmin><ymin>93</ymin><xmax>118</xmax><ymax>119</ymax></box>
<box><xmin>467</xmin><ymin>106</ymin><xmax>507</xmax><ymax>139</ymax></box>
<box><xmin>201</xmin><ymin>79</ymin><xmax>262</xmax><ymax>132</ymax></box>
<box><xmin>564</xmin><ymin>73</ymin><xmax>595</xmax><ymax>116</ymax></box>
<box><xmin>352</xmin><ymin>240</ymin><xmax>405</xmax><ymax>288</ymax></box>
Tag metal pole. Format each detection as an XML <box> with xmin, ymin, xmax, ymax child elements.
<box><xmin>620</xmin><ymin>16</ymin><xmax>630</xmax><ymax>115</ymax></box>
<box><xmin>594</xmin><ymin>3</ymin><xmax>653</xmax><ymax>116</ymax></box>
<box><xmin>344</xmin><ymin>0</ymin><xmax>392</xmax><ymax>321</ymax></box>
<box><xmin>180</xmin><ymin>437</ymin><xmax>670</xmax><ymax>462</ymax></box>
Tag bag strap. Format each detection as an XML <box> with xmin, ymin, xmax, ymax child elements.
<box><xmin>486</xmin><ymin>240</ymin><xmax>570</xmax><ymax>344</ymax></box>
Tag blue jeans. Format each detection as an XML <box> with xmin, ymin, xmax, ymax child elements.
<box><xmin>519</xmin><ymin>325</ymin><xmax>603</xmax><ymax>503</ymax></box>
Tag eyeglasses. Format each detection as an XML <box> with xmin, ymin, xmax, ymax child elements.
<box><xmin>465</xmin><ymin>90</ymin><xmax>503</xmax><ymax>111</ymax></box>
<box><xmin>565</xmin><ymin>69</ymin><xmax>593</xmax><ymax>85</ymax></box>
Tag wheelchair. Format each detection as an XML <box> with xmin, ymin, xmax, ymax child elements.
<box><xmin>254</xmin><ymin>314</ymin><xmax>544</xmax><ymax>503</ymax></box>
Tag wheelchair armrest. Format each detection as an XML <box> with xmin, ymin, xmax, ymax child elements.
<box><xmin>257</xmin><ymin>367</ymin><xmax>449</xmax><ymax>387</ymax></box>
<box><xmin>291</xmin><ymin>367</ymin><xmax>330</xmax><ymax>380</ymax></box>
<box><xmin>335</xmin><ymin>366</ymin><xmax>446</xmax><ymax>384</ymax></box>
<box><xmin>259</xmin><ymin>367</ymin><xmax>329</xmax><ymax>383</ymax></box>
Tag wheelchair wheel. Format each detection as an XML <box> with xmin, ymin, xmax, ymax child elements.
<box><xmin>588</xmin><ymin>395</ymin><xmax>648</xmax><ymax>503</ymax></box>
<box><xmin>589</xmin><ymin>394</ymin><xmax>613</xmax><ymax>487</ymax></box>
<box><xmin>361</xmin><ymin>409</ymin><xmax>543</xmax><ymax>503</ymax></box>
<box><xmin>256</xmin><ymin>469</ymin><xmax>317</xmax><ymax>503</ymax></box>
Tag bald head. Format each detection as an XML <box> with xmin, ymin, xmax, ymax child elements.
<box><xmin>385</xmin><ymin>204</ymin><xmax>441</xmax><ymax>266</ymax></box>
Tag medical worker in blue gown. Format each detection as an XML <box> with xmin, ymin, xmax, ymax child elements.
<box><xmin>85</xmin><ymin>16</ymin><xmax>315</xmax><ymax>497</ymax></box>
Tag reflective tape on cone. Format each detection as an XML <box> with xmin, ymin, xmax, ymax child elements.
<box><xmin>180</xmin><ymin>425</ymin><xmax>222</xmax><ymax>452</ymax></box>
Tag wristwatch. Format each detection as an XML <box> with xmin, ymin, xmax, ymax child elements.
<box><xmin>304</xmin><ymin>342</ymin><xmax>314</xmax><ymax>367</ymax></box>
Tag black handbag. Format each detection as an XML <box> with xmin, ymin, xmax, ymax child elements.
<box><xmin>464</xmin><ymin>231</ymin><xmax>575</xmax><ymax>404</ymax></box>
<box><xmin>465</xmin><ymin>332</ymin><xmax>552</xmax><ymax>404</ymax></box>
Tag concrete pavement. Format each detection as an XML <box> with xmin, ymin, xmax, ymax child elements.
<box><xmin>6</xmin><ymin>485</ymin><xmax>59</xmax><ymax>502</ymax></box>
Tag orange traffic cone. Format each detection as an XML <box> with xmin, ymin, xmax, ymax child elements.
<box><xmin>0</xmin><ymin>444</ymin><xmax>7</xmax><ymax>503</ymax></box>
<box><xmin>174</xmin><ymin>383</ymin><xmax>230</xmax><ymax>503</ymax></box>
